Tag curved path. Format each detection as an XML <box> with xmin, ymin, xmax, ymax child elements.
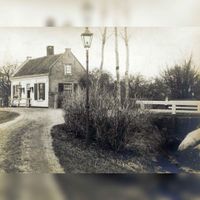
<box><xmin>0</xmin><ymin>107</ymin><xmax>64</xmax><ymax>173</ymax></box>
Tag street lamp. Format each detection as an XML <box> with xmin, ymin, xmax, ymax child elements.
<box><xmin>81</xmin><ymin>27</ymin><xmax>93</xmax><ymax>144</ymax></box>
<box><xmin>81</xmin><ymin>27</ymin><xmax>93</xmax><ymax>49</ymax></box>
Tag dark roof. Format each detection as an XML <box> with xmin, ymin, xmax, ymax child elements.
<box><xmin>14</xmin><ymin>54</ymin><xmax>62</xmax><ymax>77</ymax></box>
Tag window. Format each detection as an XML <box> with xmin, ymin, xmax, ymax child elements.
<box><xmin>64</xmin><ymin>83</ymin><xmax>73</xmax><ymax>91</ymax></box>
<box><xmin>39</xmin><ymin>83</ymin><xmax>45</xmax><ymax>100</ymax></box>
<box><xmin>34</xmin><ymin>83</ymin><xmax>45</xmax><ymax>100</ymax></box>
<box><xmin>13</xmin><ymin>85</ymin><xmax>22</xmax><ymax>98</ymax></box>
<box><xmin>64</xmin><ymin>64</ymin><xmax>72</xmax><ymax>75</ymax></box>
<box><xmin>58</xmin><ymin>83</ymin><xmax>73</xmax><ymax>95</ymax></box>
<box><xmin>64</xmin><ymin>83</ymin><xmax>73</xmax><ymax>96</ymax></box>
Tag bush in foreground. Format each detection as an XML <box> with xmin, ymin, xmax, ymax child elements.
<box><xmin>63</xmin><ymin>71</ymin><xmax>164</xmax><ymax>154</ymax></box>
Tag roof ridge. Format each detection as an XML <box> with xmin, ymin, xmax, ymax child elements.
<box><xmin>13</xmin><ymin>53</ymin><xmax>63</xmax><ymax>77</ymax></box>
<box><xmin>29</xmin><ymin>53</ymin><xmax>62</xmax><ymax>61</ymax></box>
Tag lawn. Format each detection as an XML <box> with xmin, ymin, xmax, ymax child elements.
<box><xmin>51</xmin><ymin>124</ymin><xmax>196</xmax><ymax>173</ymax></box>
<box><xmin>0</xmin><ymin>111</ymin><xmax>19</xmax><ymax>124</ymax></box>
<box><xmin>51</xmin><ymin>124</ymin><xmax>157</xmax><ymax>173</ymax></box>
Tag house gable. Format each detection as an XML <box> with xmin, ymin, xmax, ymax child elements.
<box><xmin>49</xmin><ymin>49</ymin><xmax>85</xmax><ymax>89</ymax></box>
<box><xmin>48</xmin><ymin>49</ymin><xmax>85</xmax><ymax>107</ymax></box>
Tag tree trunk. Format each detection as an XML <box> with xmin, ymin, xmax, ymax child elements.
<box><xmin>114</xmin><ymin>27</ymin><xmax>121</xmax><ymax>105</ymax></box>
<box><xmin>124</xmin><ymin>27</ymin><xmax>130</xmax><ymax>101</ymax></box>
<box><xmin>100</xmin><ymin>27</ymin><xmax>107</xmax><ymax>72</ymax></box>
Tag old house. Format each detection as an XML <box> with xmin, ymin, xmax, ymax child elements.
<box><xmin>11</xmin><ymin>46</ymin><xmax>85</xmax><ymax>108</ymax></box>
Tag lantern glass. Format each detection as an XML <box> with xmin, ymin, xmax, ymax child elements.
<box><xmin>81</xmin><ymin>27</ymin><xmax>93</xmax><ymax>49</ymax></box>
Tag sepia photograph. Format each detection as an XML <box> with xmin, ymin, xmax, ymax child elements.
<box><xmin>1</xmin><ymin>0</ymin><xmax>200</xmax><ymax>199</ymax></box>
<box><xmin>1</xmin><ymin>27</ymin><xmax>200</xmax><ymax>174</ymax></box>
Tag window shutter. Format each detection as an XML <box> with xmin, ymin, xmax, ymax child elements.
<box><xmin>13</xmin><ymin>85</ymin><xmax>15</xmax><ymax>96</ymax></box>
<box><xmin>34</xmin><ymin>84</ymin><xmax>37</xmax><ymax>100</ymax></box>
<box><xmin>42</xmin><ymin>83</ymin><xmax>45</xmax><ymax>100</ymax></box>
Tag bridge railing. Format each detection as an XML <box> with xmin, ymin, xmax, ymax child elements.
<box><xmin>136</xmin><ymin>100</ymin><xmax>200</xmax><ymax>114</ymax></box>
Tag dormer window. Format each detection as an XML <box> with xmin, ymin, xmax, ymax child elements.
<box><xmin>64</xmin><ymin>64</ymin><xmax>72</xmax><ymax>75</ymax></box>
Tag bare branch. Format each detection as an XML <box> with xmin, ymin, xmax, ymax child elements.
<box><xmin>120</xmin><ymin>27</ymin><xmax>132</xmax><ymax>42</ymax></box>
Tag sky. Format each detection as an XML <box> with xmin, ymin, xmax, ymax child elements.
<box><xmin>1</xmin><ymin>0</ymin><xmax>200</xmax><ymax>26</ymax></box>
<box><xmin>0</xmin><ymin>1</ymin><xmax>200</xmax><ymax>78</ymax></box>
<box><xmin>0</xmin><ymin>27</ymin><xmax>200</xmax><ymax>79</ymax></box>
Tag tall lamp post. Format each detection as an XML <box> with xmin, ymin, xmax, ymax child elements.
<box><xmin>81</xmin><ymin>27</ymin><xmax>93</xmax><ymax>144</ymax></box>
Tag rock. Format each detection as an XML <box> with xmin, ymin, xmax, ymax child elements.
<box><xmin>194</xmin><ymin>143</ymin><xmax>200</xmax><ymax>151</ymax></box>
<box><xmin>178</xmin><ymin>128</ymin><xmax>200</xmax><ymax>151</ymax></box>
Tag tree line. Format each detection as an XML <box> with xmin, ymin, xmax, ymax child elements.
<box><xmin>122</xmin><ymin>58</ymin><xmax>200</xmax><ymax>101</ymax></box>
<box><xmin>79</xmin><ymin>58</ymin><xmax>200</xmax><ymax>102</ymax></box>
<box><xmin>98</xmin><ymin>27</ymin><xmax>200</xmax><ymax>102</ymax></box>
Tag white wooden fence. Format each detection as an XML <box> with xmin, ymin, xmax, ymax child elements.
<box><xmin>11</xmin><ymin>98</ymin><xmax>31</xmax><ymax>107</ymax></box>
<box><xmin>136</xmin><ymin>100</ymin><xmax>200</xmax><ymax>114</ymax></box>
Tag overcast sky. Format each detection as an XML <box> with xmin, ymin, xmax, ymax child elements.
<box><xmin>0</xmin><ymin>27</ymin><xmax>200</xmax><ymax>78</ymax></box>
<box><xmin>0</xmin><ymin>1</ymin><xmax>200</xmax><ymax>78</ymax></box>
<box><xmin>1</xmin><ymin>0</ymin><xmax>200</xmax><ymax>26</ymax></box>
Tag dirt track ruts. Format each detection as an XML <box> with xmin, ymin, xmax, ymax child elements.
<box><xmin>0</xmin><ymin>108</ymin><xmax>64</xmax><ymax>173</ymax></box>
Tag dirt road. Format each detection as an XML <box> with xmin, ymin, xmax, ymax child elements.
<box><xmin>0</xmin><ymin>108</ymin><xmax>64</xmax><ymax>173</ymax></box>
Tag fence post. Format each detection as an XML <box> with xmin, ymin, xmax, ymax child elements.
<box><xmin>140</xmin><ymin>102</ymin><xmax>145</xmax><ymax>110</ymax></box>
<box><xmin>172</xmin><ymin>103</ymin><xmax>176</xmax><ymax>114</ymax></box>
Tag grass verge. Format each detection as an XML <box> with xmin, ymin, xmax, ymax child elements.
<box><xmin>51</xmin><ymin>124</ymin><xmax>157</xmax><ymax>173</ymax></box>
<box><xmin>0</xmin><ymin>111</ymin><xmax>19</xmax><ymax>124</ymax></box>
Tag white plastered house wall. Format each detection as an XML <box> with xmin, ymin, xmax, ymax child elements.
<box><xmin>11</xmin><ymin>74</ymin><xmax>49</xmax><ymax>107</ymax></box>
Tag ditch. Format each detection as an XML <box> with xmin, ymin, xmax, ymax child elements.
<box><xmin>153</xmin><ymin>113</ymin><xmax>200</xmax><ymax>172</ymax></box>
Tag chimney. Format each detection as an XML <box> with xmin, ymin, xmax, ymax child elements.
<box><xmin>26</xmin><ymin>56</ymin><xmax>32</xmax><ymax>60</ymax></box>
<box><xmin>65</xmin><ymin>48</ymin><xmax>71</xmax><ymax>53</ymax></box>
<box><xmin>47</xmin><ymin>46</ymin><xmax>54</xmax><ymax>56</ymax></box>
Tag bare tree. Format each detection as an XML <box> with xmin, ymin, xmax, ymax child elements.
<box><xmin>114</xmin><ymin>27</ymin><xmax>121</xmax><ymax>105</ymax></box>
<box><xmin>121</xmin><ymin>27</ymin><xmax>130</xmax><ymax>101</ymax></box>
<box><xmin>100</xmin><ymin>27</ymin><xmax>107</xmax><ymax>72</ymax></box>
<box><xmin>0</xmin><ymin>64</ymin><xmax>17</xmax><ymax>106</ymax></box>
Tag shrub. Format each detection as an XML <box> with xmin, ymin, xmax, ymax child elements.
<box><xmin>161</xmin><ymin>58</ymin><xmax>200</xmax><ymax>100</ymax></box>
<box><xmin>126</xmin><ymin>111</ymin><xmax>163</xmax><ymax>154</ymax></box>
<box><xmin>63</xmin><ymin>70</ymin><xmax>164</xmax><ymax>153</ymax></box>
<box><xmin>63</xmin><ymin>90</ymin><xmax>90</xmax><ymax>138</ymax></box>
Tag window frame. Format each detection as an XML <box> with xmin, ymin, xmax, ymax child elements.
<box><xmin>38</xmin><ymin>83</ymin><xmax>45</xmax><ymax>101</ymax></box>
<box><xmin>63</xmin><ymin>83</ymin><xmax>73</xmax><ymax>96</ymax></box>
<box><xmin>63</xmin><ymin>83</ymin><xmax>73</xmax><ymax>91</ymax></box>
<box><xmin>13</xmin><ymin>84</ymin><xmax>21</xmax><ymax>98</ymax></box>
<box><xmin>34</xmin><ymin>83</ymin><xmax>45</xmax><ymax>101</ymax></box>
<box><xmin>64</xmin><ymin>64</ymin><xmax>72</xmax><ymax>75</ymax></box>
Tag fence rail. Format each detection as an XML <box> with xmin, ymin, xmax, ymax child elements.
<box><xmin>136</xmin><ymin>100</ymin><xmax>200</xmax><ymax>114</ymax></box>
<box><xmin>11</xmin><ymin>98</ymin><xmax>31</xmax><ymax>107</ymax></box>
